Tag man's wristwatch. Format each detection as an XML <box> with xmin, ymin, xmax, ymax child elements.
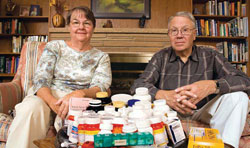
<box><xmin>214</xmin><ymin>80</ymin><xmax>220</xmax><ymax>94</ymax></box>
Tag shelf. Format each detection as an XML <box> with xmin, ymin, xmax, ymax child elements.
<box><xmin>0</xmin><ymin>52</ymin><xmax>20</xmax><ymax>55</ymax></box>
<box><xmin>0</xmin><ymin>16</ymin><xmax>48</xmax><ymax>21</ymax></box>
<box><xmin>0</xmin><ymin>34</ymin><xmax>48</xmax><ymax>37</ymax></box>
<box><xmin>194</xmin><ymin>15</ymin><xmax>240</xmax><ymax>21</ymax></box>
<box><xmin>231</xmin><ymin>61</ymin><xmax>248</xmax><ymax>64</ymax></box>
<box><xmin>196</xmin><ymin>36</ymin><xmax>247</xmax><ymax>41</ymax></box>
<box><xmin>0</xmin><ymin>73</ymin><xmax>15</xmax><ymax>77</ymax></box>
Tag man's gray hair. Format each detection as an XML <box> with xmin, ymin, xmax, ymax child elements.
<box><xmin>168</xmin><ymin>11</ymin><xmax>196</xmax><ymax>28</ymax></box>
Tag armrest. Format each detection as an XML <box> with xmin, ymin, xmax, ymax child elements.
<box><xmin>0</xmin><ymin>79</ymin><xmax>22</xmax><ymax>114</ymax></box>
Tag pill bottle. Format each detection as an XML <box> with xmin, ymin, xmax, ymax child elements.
<box><xmin>78</xmin><ymin>117</ymin><xmax>85</xmax><ymax>146</ymax></box>
<box><xmin>122</xmin><ymin>124</ymin><xmax>137</xmax><ymax>133</ymax></box>
<box><xmin>84</xmin><ymin>117</ymin><xmax>100</xmax><ymax>142</ymax></box>
<box><xmin>135</xmin><ymin>119</ymin><xmax>153</xmax><ymax>134</ymax></box>
<box><xmin>99</xmin><ymin>123</ymin><xmax>113</xmax><ymax>134</ymax></box>
<box><xmin>87</xmin><ymin>99</ymin><xmax>104</xmax><ymax>113</ymax></box>
<box><xmin>133</xmin><ymin>87</ymin><xmax>151</xmax><ymax>102</ymax></box>
<box><xmin>112</xmin><ymin>117</ymin><xmax>127</xmax><ymax>133</ymax></box>
<box><xmin>149</xmin><ymin>116</ymin><xmax>168</xmax><ymax>146</ymax></box>
<box><xmin>153</xmin><ymin>99</ymin><xmax>170</xmax><ymax>114</ymax></box>
<box><xmin>66</xmin><ymin>110</ymin><xmax>82</xmax><ymax>136</ymax></box>
<box><xmin>69</xmin><ymin>116</ymin><xmax>79</xmax><ymax>143</ymax></box>
<box><xmin>96</xmin><ymin>92</ymin><xmax>111</xmax><ymax>105</ymax></box>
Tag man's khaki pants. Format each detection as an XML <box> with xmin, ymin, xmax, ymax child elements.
<box><xmin>6</xmin><ymin>89</ymin><xmax>67</xmax><ymax>148</ymax></box>
<box><xmin>186</xmin><ymin>91</ymin><xmax>250</xmax><ymax>148</ymax></box>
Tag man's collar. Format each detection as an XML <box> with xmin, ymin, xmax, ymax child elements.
<box><xmin>169</xmin><ymin>45</ymin><xmax>198</xmax><ymax>62</ymax></box>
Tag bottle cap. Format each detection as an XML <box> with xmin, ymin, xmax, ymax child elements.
<box><xmin>149</xmin><ymin>116</ymin><xmax>162</xmax><ymax>124</ymax></box>
<box><xmin>85</xmin><ymin>117</ymin><xmax>100</xmax><ymax>124</ymax></box>
<box><xmin>112</xmin><ymin>117</ymin><xmax>127</xmax><ymax>124</ymax></box>
<box><xmin>104</xmin><ymin>105</ymin><xmax>115</xmax><ymax>113</ymax></box>
<box><xmin>167</xmin><ymin>111</ymin><xmax>177</xmax><ymax>117</ymax></box>
<box><xmin>113</xmin><ymin>101</ymin><xmax>125</xmax><ymax>108</ymax></box>
<box><xmin>135</xmin><ymin>119</ymin><xmax>150</xmax><ymax>128</ymax></box>
<box><xmin>89</xmin><ymin>99</ymin><xmax>102</xmax><ymax>106</ymax></box>
<box><xmin>135</xmin><ymin>87</ymin><xmax>149</xmax><ymax>95</ymax></box>
<box><xmin>153</xmin><ymin>99</ymin><xmax>166</xmax><ymax>106</ymax></box>
<box><xmin>122</xmin><ymin>124</ymin><xmax>137</xmax><ymax>133</ymax></box>
<box><xmin>127</xmin><ymin>99</ymin><xmax>140</xmax><ymax>107</ymax></box>
<box><xmin>96</xmin><ymin>92</ymin><xmax>108</xmax><ymax>98</ymax></box>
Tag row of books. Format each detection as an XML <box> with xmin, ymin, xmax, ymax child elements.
<box><xmin>195</xmin><ymin>17</ymin><xmax>248</xmax><ymax>37</ymax></box>
<box><xmin>216</xmin><ymin>41</ymin><xmax>248</xmax><ymax>63</ymax></box>
<box><xmin>204</xmin><ymin>0</ymin><xmax>247</xmax><ymax>16</ymax></box>
<box><xmin>232</xmin><ymin>64</ymin><xmax>247</xmax><ymax>74</ymax></box>
<box><xmin>0</xmin><ymin>19</ymin><xmax>23</xmax><ymax>34</ymax></box>
<box><xmin>0</xmin><ymin>56</ymin><xmax>20</xmax><ymax>74</ymax></box>
<box><xmin>12</xmin><ymin>35</ymin><xmax>48</xmax><ymax>53</ymax></box>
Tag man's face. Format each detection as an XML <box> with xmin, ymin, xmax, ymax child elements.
<box><xmin>168</xmin><ymin>16</ymin><xmax>196</xmax><ymax>53</ymax></box>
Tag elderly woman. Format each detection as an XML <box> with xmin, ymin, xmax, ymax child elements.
<box><xmin>6</xmin><ymin>6</ymin><xmax>112</xmax><ymax>148</ymax></box>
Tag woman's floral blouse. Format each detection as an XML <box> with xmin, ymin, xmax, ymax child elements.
<box><xmin>33</xmin><ymin>40</ymin><xmax>112</xmax><ymax>94</ymax></box>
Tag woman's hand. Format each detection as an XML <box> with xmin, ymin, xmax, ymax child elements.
<box><xmin>48</xmin><ymin>98</ymin><xmax>60</xmax><ymax>114</ymax></box>
<box><xmin>55</xmin><ymin>90</ymin><xmax>86</xmax><ymax>119</ymax></box>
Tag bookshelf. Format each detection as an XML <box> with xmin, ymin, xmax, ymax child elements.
<box><xmin>192</xmin><ymin>0</ymin><xmax>249</xmax><ymax>75</ymax></box>
<box><xmin>0</xmin><ymin>0</ymin><xmax>49</xmax><ymax>82</ymax></box>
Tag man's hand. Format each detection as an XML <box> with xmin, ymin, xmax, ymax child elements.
<box><xmin>155</xmin><ymin>90</ymin><xmax>195</xmax><ymax>115</ymax></box>
<box><xmin>175</xmin><ymin>80</ymin><xmax>216</xmax><ymax>105</ymax></box>
<box><xmin>55</xmin><ymin>90</ymin><xmax>86</xmax><ymax>119</ymax></box>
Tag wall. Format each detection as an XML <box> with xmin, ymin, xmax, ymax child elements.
<box><xmin>50</xmin><ymin>0</ymin><xmax>192</xmax><ymax>28</ymax></box>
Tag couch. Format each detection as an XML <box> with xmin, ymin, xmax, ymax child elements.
<box><xmin>0</xmin><ymin>41</ymin><xmax>249</xmax><ymax>147</ymax></box>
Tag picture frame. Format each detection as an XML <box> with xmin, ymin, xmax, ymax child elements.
<box><xmin>91</xmin><ymin>0</ymin><xmax>151</xmax><ymax>19</ymax></box>
<box><xmin>19</xmin><ymin>5</ymin><xmax>30</xmax><ymax>16</ymax></box>
<box><xmin>29</xmin><ymin>5</ymin><xmax>40</xmax><ymax>16</ymax></box>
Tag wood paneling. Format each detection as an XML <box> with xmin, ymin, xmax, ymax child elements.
<box><xmin>49</xmin><ymin>0</ymin><xmax>192</xmax><ymax>28</ymax></box>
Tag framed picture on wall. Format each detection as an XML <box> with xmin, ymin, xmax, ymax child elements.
<box><xmin>19</xmin><ymin>6</ymin><xmax>30</xmax><ymax>16</ymax></box>
<box><xmin>91</xmin><ymin>0</ymin><xmax>151</xmax><ymax>19</ymax></box>
<box><xmin>29</xmin><ymin>5</ymin><xmax>40</xmax><ymax>16</ymax></box>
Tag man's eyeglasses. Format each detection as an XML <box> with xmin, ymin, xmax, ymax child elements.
<box><xmin>71</xmin><ymin>21</ymin><xmax>92</xmax><ymax>28</ymax></box>
<box><xmin>168</xmin><ymin>28</ymin><xmax>196</xmax><ymax>36</ymax></box>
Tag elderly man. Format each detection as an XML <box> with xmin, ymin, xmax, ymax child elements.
<box><xmin>131</xmin><ymin>11</ymin><xmax>250</xmax><ymax>148</ymax></box>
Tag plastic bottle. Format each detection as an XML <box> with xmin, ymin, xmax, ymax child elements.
<box><xmin>112</xmin><ymin>117</ymin><xmax>127</xmax><ymax>133</ymax></box>
<box><xmin>84</xmin><ymin>117</ymin><xmax>100</xmax><ymax>142</ymax></box>
<box><xmin>66</xmin><ymin>110</ymin><xmax>82</xmax><ymax>136</ymax></box>
<box><xmin>69</xmin><ymin>116</ymin><xmax>79</xmax><ymax>143</ymax></box>
<box><xmin>98</xmin><ymin>123</ymin><xmax>113</xmax><ymax>134</ymax></box>
<box><xmin>149</xmin><ymin>116</ymin><xmax>168</xmax><ymax>146</ymax></box>
<box><xmin>135</xmin><ymin>119</ymin><xmax>153</xmax><ymax>134</ymax></box>
<box><xmin>122</xmin><ymin>124</ymin><xmax>137</xmax><ymax>133</ymax></box>
<box><xmin>78</xmin><ymin>117</ymin><xmax>85</xmax><ymax>146</ymax></box>
<box><xmin>133</xmin><ymin>87</ymin><xmax>151</xmax><ymax>102</ymax></box>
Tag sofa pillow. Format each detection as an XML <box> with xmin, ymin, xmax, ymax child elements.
<box><xmin>0</xmin><ymin>113</ymin><xmax>13</xmax><ymax>142</ymax></box>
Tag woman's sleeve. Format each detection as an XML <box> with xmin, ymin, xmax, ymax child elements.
<box><xmin>89</xmin><ymin>53</ymin><xmax>112</xmax><ymax>92</ymax></box>
<box><xmin>32</xmin><ymin>42</ymin><xmax>58</xmax><ymax>94</ymax></box>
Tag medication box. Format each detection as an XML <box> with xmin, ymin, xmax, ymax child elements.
<box><xmin>94</xmin><ymin>132</ymin><xmax>154</xmax><ymax>147</ymax></box>
<box><xmin>188</xmin><ymin>127</ymin><xmax>224</xmax><ymax>148</ymax></box>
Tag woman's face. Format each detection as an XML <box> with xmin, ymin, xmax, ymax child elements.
<box><xmin>68</xmin><ymin>10</ymin><xmax>94</xmax><ymax>43</ymax></box>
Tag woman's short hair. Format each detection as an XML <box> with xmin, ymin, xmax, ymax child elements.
<box><xmin>168</xmin><ymin>11</ymin><xmax>196</xmax><ymax>28</ymax></box>
<box><xmin>66</xmin><ymin>6</ymin><xmax>96</xmax><ymax>28</ymax></box>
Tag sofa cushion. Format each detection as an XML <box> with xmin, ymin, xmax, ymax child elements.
<box><xmin>0</xmin><ymin>113</ymin><xmax>13</xmax><ymax>142</ymax></box>
<box><xmin>19</xmin><ymin>41</ymin><xmax>46</xmax><ymax>97</ymax></box>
